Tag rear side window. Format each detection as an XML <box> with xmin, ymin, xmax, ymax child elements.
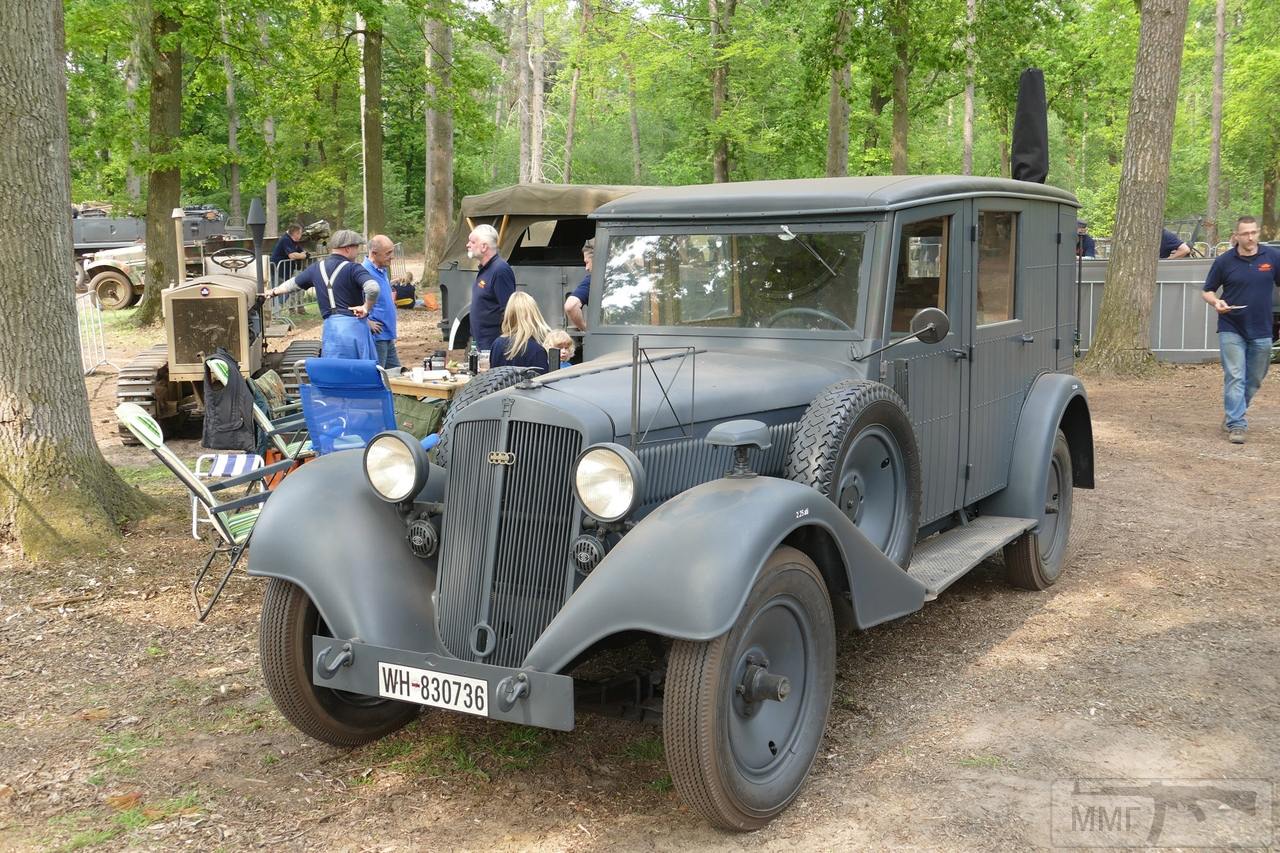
<box><xmin>508</xmin><ymin>219</ymin><xmax>595</xmax><ymax>265</ymax></box>
<box><xmin>976</xmin><ymin>211</ymin><xmax>1018</xmax><ymax>325</ymax></box>
<box><xmin>891</xmin><ymin>217</ymin><xmax>949</xmax><ymax>335</ymax></box>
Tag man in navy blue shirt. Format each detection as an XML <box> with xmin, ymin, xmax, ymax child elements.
<box><xmin>1201</xmin><ymin>216</ymin><xmax>1278</xmax><ymax>443</ymax></box>
<box><xmin>1075</xmin><ymin>221</ymin><xmax>1096</xmax><ymax>258</ymax></box>
<box><xmin>266</xmin><ymin>229</ymin><xmax>379</xmax><ymax>360</ymax></box>
<box><xmin>564</xmin><ymin>238</ymin><xmax>593</xmax><ymax>331</ymax></box>
<box><xmin>270</xmin><ymin>224</ymin><xmax>308</xmax><ymax>281</ymax></box>
<box><xmin>1160</xmin><ymin>228</ymin><xmax>1191</xmax><ymax>259</ymax></box>
<box><xmin>467</xmin><ymin>224</ymin><xmax>516</xmax><ymax>351</ymax></box>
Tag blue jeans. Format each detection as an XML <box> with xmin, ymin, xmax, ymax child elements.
<box><xmin>374</xmin><ymin>339</ymin><xmax>401</xmax><ymax>370</ymax></box>
<box><xmin>1219</xmin><ymin>331</ymin><xmax>1271</xmax><ymax>429</ymax></box>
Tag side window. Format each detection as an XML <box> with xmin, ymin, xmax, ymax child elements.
<box><xmin>976</xmin><ymin>211</ymin><xmax>1017</xmax><ymax>325</ymax></box>
<box><xmin>892</xmin><ymin>217</ymin><xmax>949</xmax><ymax>334</ymax></box>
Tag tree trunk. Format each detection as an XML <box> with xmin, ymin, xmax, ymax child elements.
<box><xmin>625</xmin><ymin>58</ymin><xmax>643</xmax><ymax>182</ymax></box>
<box><xmin>136</xmin><ymin>9</ymin><xmax>182</xmax><ymax>326</ymax></box>
<box><xmin>1082</xmin><ymin>0</ymin><xmax>1191</xmax><ymax>377</ymax></box>
<box><xmin>332</xmin><ymin>81</ymin><xmax>346</xmax><ymax>228</ymax></box>
<box><xmin>709</xmin><ymin>0</ymin><xmax>735</xmax><ymax>182</ymax></box>
<box><xmin>998</xmin><ymin>111</ymin><xmax>1010</xmax><ymax>177</ymax></box>
<box><xmin>890</xmin><ymin>0</ymin><xmax>909</xmax><ymax>175</ymax></box>
<box><xmin>962</xmin><ymin>0</ymin><xmax>975</xmax><ymax>175</ymax></box>
<box><xmin>0</xmin><ymin>0</ymin><xmax>153</xmax><ymax>559</ymax></box>
<box><xmin>424</xmin><ymin>15</ymin><xmax>454</xmax><ymax>269</ymax></box>
<box><xmin>864</xmin><ymin>83</ymin><xmax>888</xmax><ymax>154</ymax></box>
<box><xmin>517</xmin><ymin>0</ymin><xmax>531</xmax><ymax>183</ymax></box>
<box><xmin>562</xmin><ymin>0</ymin><xmax>590</xmax><ymax>183</ymax></box>
<box><xmin>124</xmin><ymin>37</ymin><xmax>142</xmax><ymax>203</ymax></box>
<box><xmin>1263</xmin><ymin>161</ymin><xmax>1278</xmax><ymax>240</ymax></box>
<box><xmin>358</xmin><ymin>9</ymin><xmax>385</xmax><ymax>235</ymax></box>
<box><xmin>529</xmin><ymin>7</ymin><xmax>545</xmax><ymax>183</ymax></box>
<box><xmin>825</xmin><ymin>7</ymin><xmax>852</xmax><ymax>177</ymax></box>
<box><xmin>258</xmin><ymin>15</ymin><xmax>277</xmax><ymax>236</ymax></box>
<box><xmin>1205</xmin><ymin>0</ymin><xmax>1225</xmax><ymax>244</ymax></box>
<box><xmin>220</xmin><ymin>14</ymin><xmax>241</xmax><ymax>224</ymax></box>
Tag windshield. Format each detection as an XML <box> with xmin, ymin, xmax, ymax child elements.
<box><xmin>599</xmin><ymin>227</ymin><xmax>868</xmax><ymax>333</ymax></box>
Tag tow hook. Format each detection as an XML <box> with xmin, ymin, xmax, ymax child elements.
<box><xmin>496</xmin><ymin>672</ymin><xmax>531</xmax><ymax>710</ymax></box>
<box><xmin>315</xmin><ymin>643</ymin><xmax>354</xmax><ymax>679</ymax></box>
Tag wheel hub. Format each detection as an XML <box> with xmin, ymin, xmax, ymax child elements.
<box><xmin>736</xmin><ymin>655</ymin><xmax>791</xmax><ymax>715</ymax></box>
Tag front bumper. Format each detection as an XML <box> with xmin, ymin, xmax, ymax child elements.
<box><xmin>311</xmin><ymin>636</ymin><xmax>576</xmax><ymax>731</ymax></box>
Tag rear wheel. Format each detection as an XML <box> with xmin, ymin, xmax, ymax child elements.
<box><xmin>90</xmin><ymin>269</ymin><xmax>135</xmax><ymax>310</ymax></box>
<box><xmin>663</xmin><ymin>547</ymin><xmax>835</xmax><ymax>831</ymax></box>
<box><xmin>1004</xmin><ymin>430</ymin><xmax>1074</xmax><ymax>590</ymax></box>
<box><xmin>260</xmin><ymin>578</ymin><xmax>418</xmax><ymax>746</ymax></box>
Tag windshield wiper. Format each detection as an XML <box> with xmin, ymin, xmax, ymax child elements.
<box><xmin>779</xmin><ymin>225</ymin><xmax>837</xmax><ymax>277</ymax></box>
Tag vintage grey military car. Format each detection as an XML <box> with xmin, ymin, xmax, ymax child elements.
<box><xmin>250</xmin><ymin>175</ymin><xmax>1094</xmax><ymax>830</ymax></box>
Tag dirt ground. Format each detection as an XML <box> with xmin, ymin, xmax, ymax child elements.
<box><xmin>1</xmin><ymin>287</ymin><xmax>1277</xmax><ymax>850</ymax></box>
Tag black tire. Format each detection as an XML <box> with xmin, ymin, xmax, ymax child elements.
<box><xmin>74</xmin><ymin>258</ymin><xmax>87</xmax><ymax>291</ymax></box>
<box><xmin>663</xmin><ymin>547</ymin><xmax>836</xmax><ymax>831</ymax></box>
<box><xmin>259</xmin><ymin>578</ymin><xmax>418</xmax><ymax>747</ymax></box>
<box><xmin>434</xmin><ymin>366</ymin><xmax>528</xmax><ymax>467</ymax></box>
<box><xmin>1004</xmin><ymin>430</ymin><xmax>1073</xmax><ymax>590</ymax></box>
<box><xmin>785</xmin><ymin>380</ymin><xmax>921</xmax><ymax>567</ymax></box>
<box><xmin>90</xmin><ymin>270</ymin><xmax>135</xmax><ymax>310</ymax></box>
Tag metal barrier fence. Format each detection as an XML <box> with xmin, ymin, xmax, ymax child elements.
<box><xmin>76</xmin><ymin>292</ymin><xmax>117</xmax><ymax>375</ymax></box>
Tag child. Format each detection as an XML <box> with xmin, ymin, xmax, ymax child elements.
<box><xmin>544</xmin><ymin>329</ymin><xmax>575</xmax><ymax>370</ymax></box>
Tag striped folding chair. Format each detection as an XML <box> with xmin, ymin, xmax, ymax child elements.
<box><xmin>191</xmin><ymin>452</ymin><xmax>264</xmax><ymax>539</ymax></box>
<box><xmin>116</xmin><ymin>403</ymin><xmax>293</xmax><ymax>621</ymax></box>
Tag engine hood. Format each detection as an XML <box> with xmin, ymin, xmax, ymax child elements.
<box><xmin>496</xmin><ymin>347</ymin><xmax>866</xmax><ymax>442</ymax></box>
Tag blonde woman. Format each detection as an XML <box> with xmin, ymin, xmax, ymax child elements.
<box><xmin>490</xmin><ymin>291</ymin><xmax>552</xmax><ymax>371</ymax></box>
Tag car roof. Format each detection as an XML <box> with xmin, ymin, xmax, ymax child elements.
<box><xmin>459</xmin><ymin>184</ymin><xmax>648</xmax><ymax>218</ymax></box>
<box><xmin>594</xmin><ymin>175</ymin><xmax>1079</xmax><ymax>220</ymax></box>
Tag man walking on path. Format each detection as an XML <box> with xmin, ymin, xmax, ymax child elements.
<box><xmin>363</xmin><ymin>235</ymin><xmax>400</xmax><ymax>369</ymax></box>
<box><xmin>1201</xmin><ymin>216</ymin><xmax>1279</xmax><ymax>444</ymax></box>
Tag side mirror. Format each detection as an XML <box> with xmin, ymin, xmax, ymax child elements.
<box><xmin>910</xmin><ymin>307</ymin><xmax>950</xmax><ymax>344</ymax></box>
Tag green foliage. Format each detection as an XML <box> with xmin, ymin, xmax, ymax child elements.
<box><xmin>62</xmin><ymin>0</ymin><xmax>1280</xmax><ymax>240</ymax></box>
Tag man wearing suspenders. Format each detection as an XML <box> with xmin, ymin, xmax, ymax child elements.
<box><xmin>266</xmin><ymin>229</ymin><xmax>380</xmax><ymax>360</ymax></box>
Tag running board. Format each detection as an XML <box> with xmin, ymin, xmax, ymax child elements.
<box><xmin>907</xmin><ymin>516</ymin><xmax>1037</xmax><ymax>601</ymax></box>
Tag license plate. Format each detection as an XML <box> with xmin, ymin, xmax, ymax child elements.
<box><xmin>377</xmin><ymin>662</ymin><xmax>489</xmax><ymax>717</ymax></box>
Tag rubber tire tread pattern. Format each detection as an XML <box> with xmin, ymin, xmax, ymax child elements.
<box><xmin>434</xmin><ymin>366</ymin><xmax>528</xmax><ymax>468</ymax></box>
<box><xmin>663</xmin><ymin>548</ymin><xmax>834</xmax><ymax>831</ymax></box>
<box><xmin>784</xmin><ymin>379</ymin><xmax>922</xmax><ymax>567</ymax></box>
<box><xmin>90</xmin><ymin>270</ymin><xmax>136</xmax><ymax>310</ymax></box>
<box><xmin>1004</xmin><ymin>431</ymin><xmax>1073</xmax><ymax>590</ymax></box>
<box><xmin>259</xmin><ymin>578</ymin><xmax>416</xmax><ymax>747</ymax></box>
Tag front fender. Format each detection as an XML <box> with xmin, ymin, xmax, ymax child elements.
<box><xmin>247</xmin><ymin>451</ymin><xmax>447</xmax><ymax>654</ymax></box>
<box><xmin>522</xmin><ymin>476</ymin><xmax>926</xmax><ymax>673</ymax></box>
<box><xmin>980</xmin><ymin>372</ymin><xmax>1092</xmax><ymax>526</ymax></box>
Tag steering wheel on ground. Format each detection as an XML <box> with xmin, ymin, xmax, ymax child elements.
<box><xmin>764</xmin><ymin>306</ymin><xmax>852</xmax><ymax>331</ymax></box>
<box><xmin>209</xmin><ymin>247</ymin><xmax>255</xmax><ymax>272</ymax></box>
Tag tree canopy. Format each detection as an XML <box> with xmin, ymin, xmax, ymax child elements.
<box><xmin>63</xmin><ymin>0</ymin><xmax>1280</xmax><ymax>241</ymax></box>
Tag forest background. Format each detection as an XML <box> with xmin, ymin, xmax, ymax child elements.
<box><xmin>64</xmin><ymin>0</ymin><xmax>1280</xmax><ymax>262</ymax></box>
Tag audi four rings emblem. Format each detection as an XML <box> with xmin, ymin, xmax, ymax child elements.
<box><xmin>487</xmin><ymin>451</ymin><xmax>516</xmax><ymax>465</ymax></box>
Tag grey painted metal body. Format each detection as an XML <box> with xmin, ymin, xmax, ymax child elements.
<box><xmin>1075</xmin><ymin>256</ymin><xmax>1280</xmax><ymax>363</ymax></box>
<box><xmin>250</xmin><ymin>174</ymin><xmax>1096</xmax><ymax>733</ymax></box>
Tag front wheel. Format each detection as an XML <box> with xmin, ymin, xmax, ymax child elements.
<box><xmin>259</xmin><ymin>578</ymin><xmax>418</xmax><ymax>746</ymax></box>
<box><xmin>90</xmin><ymin>270</ymin><xmax>135</xmax><ymax>310</ymax></box>
<box><xmin>663</xmin><ymin>547</ymin><xmax>836</xmax><ymax>831</ymax></box>
<box><xmin>1004</xmin><ymin>430</ymin><xmax>1074</xmax><ymax>590</ymax></box>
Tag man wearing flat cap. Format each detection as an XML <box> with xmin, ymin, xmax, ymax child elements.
<box><xmin>267</xmin><ymin>229</ymin><xmax>380</xmax><ymax>360</ymax></box>
<box><xmin>1075</xmin><ymin>220</ymin><xmax>1096</xmax><ymax>259</ymax></box>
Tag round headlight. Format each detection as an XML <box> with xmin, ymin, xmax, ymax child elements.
<box><xmin>364</xmin><ymin>431</ymin><xmax>430</xmax><ymax>503</ymax></box>
<box><xmin>573</xmin><ymin>444</ymin><xmax>645</xmax><ymax>522</ymax></box>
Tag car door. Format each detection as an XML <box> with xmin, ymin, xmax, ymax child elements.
<box><xmin>964</xmin><ymin>199</ymin><xmax>1055</xmax><ymax>505</ymax></box>
<box><xmin>880</xmin><ymin>202</ymin><xmax>971</xmax><ymax>526</ymax></box>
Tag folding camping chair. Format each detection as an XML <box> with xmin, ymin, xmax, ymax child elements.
<box><xmin>116</xmin><ymin>403</ymin><xmax>293</xmax><ymax>621</ymax></box>
<box><xmin>299</xmin><ymin>358</ymin><xmax>397</xmax><ymax>455</ymax></box>
<box><xmin>205</xmin><ymin>358</ymin><xmax>313</xmax><ymax>463</ymax></box>
<box><xmin>191</xmin><ymin>452</ymin><xmax>264</xmax><ymax>539</ymax></box>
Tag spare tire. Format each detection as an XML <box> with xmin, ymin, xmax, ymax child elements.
<box><xmin>435</xmin><ymin>366</ymin><xmax>529</xmax><ymax>467</ymax></box>
<box><xmin>785</xmin><ymin>380</ymin><xmax>921</xmax><ymax>568</ymax></box>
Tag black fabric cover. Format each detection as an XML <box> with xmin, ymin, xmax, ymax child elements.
<box><xmin>202</xmin><ymin>348</ymin><xmax>257</xmax><ymax>453</ymax></box>
<box><xmin>1011</xmin><ymin>68</ymin><xmax>1049</xmax><ymax>184</ymax></box>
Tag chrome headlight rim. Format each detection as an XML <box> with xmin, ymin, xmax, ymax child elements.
<box><xmin>573</xmin><ymin>442</ymin><xmax>645</xmax><ymax>523</ymax></box>
<box><xmin>363</xmin><ymin>430</ymin><xmax>430</xmax><ymax>503</ymax></box>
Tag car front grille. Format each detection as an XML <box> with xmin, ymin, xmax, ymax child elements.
<box><xmin>436</xmin><ymin>419</ymin><xmax>583</xmax><ymax>668</ymax></box>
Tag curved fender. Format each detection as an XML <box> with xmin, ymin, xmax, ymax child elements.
<box><xmin>522</xmin><ymin>476</ymin><xmax>926</xmax><ymax>674</ymax></box>
<box><xmin>979</xmin><ymin>372</ymin><xmax>1091</xmax><ymax>527</ymax></box>
<box><xmin>447</xmin><ymin>310</ymin><xmax>471</xmax><ymax>351</ymax></box>
<box><xmin>247</xmin><ymin>451</ymin><xmax>446</xmax><ymax>654</ymax></box>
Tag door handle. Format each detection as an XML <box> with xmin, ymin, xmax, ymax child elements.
<box><xmin>947</xmin><ymin>348</ymin><xmax>968</xmax><ymax>360</ymax></box>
